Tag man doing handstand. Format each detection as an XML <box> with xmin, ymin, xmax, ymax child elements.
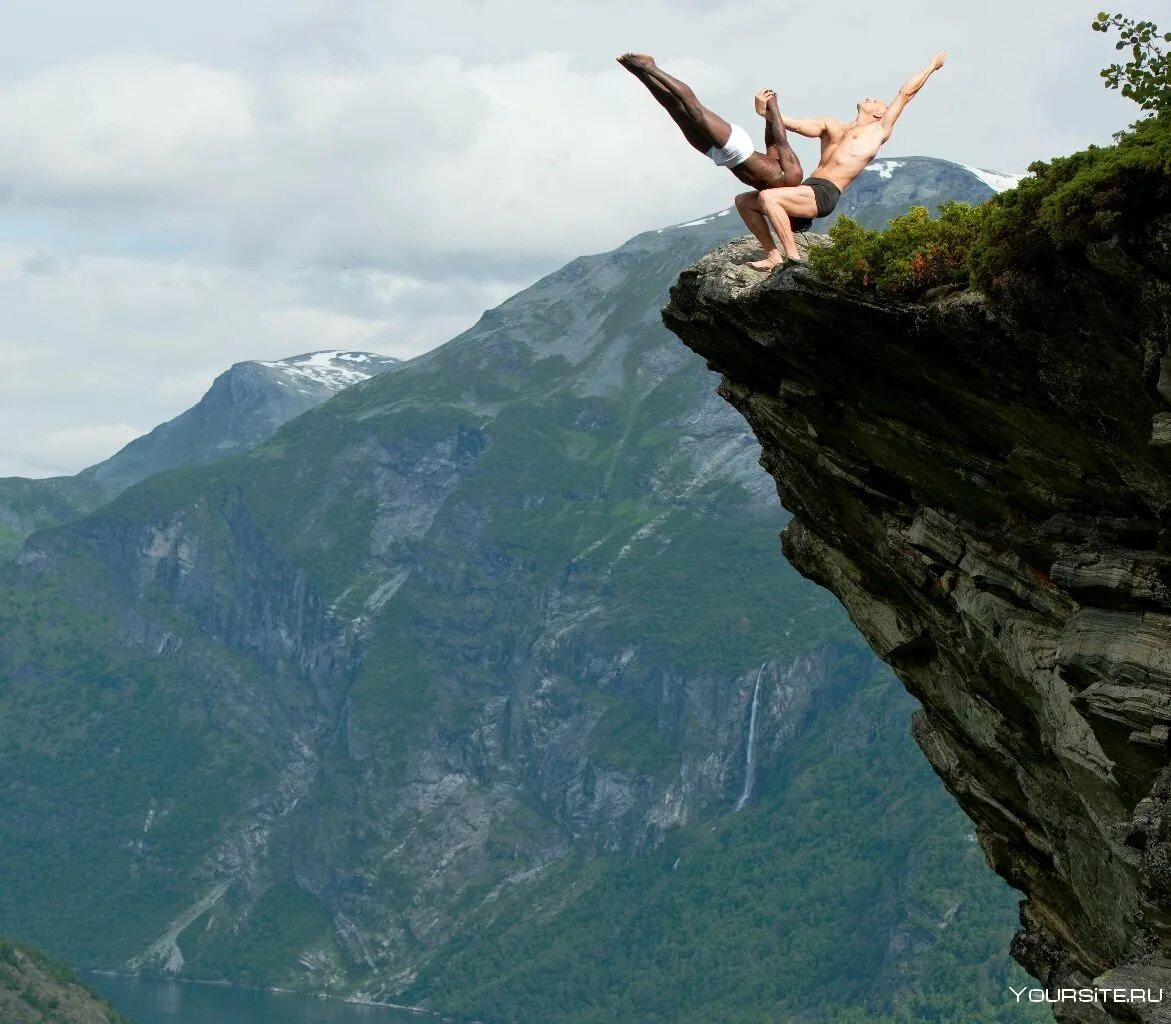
<box><xmin>617</xmin><ymin>54</ymin><xmax>804</xmax><ymax>191</ymax></box>
<box><xmin>619</xmin><ymin>51</ymin><xmax>946</xmax><ymax>269</ymax></box>
<box><xmin>746</xmin><ymin>52</ymin><xmax>947</xmax><ymax>269</ymax></box>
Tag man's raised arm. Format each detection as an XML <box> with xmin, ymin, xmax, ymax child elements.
<box><xmin>880</xmin><ymin>52</ymin><xmax>946</xmax><ymax>135</ymax></box>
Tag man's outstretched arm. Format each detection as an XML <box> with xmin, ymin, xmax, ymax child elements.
<box><xmin>781</xmin><ymin>112</ymin><xmax>830</xmax><ymax>137</ymax></box>
<box><xmin>756</xmin><ymin>89</ymin><xmax>827</xmax><ymax>140</ymax></box>
<box><xmin>880</xmin><ymin>52</ymin><xmax>946</xmax><ymax>135</ymax></box>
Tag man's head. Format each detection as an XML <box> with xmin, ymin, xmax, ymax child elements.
<box><xmin>857</xmin><ymin>97</ymin><xmax>887</xmax><ymax>121</ymax></box>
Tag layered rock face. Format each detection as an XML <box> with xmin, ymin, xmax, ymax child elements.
<box><xmin>664</xmin><ymin>220</ymin><xmax>1171</xmax><ymax>1021</ymax></box>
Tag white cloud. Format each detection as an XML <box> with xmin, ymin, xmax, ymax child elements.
<box><xmin>0</xmin><ymin>0</ymin><xmax>1141</xmax><ymax>476</ymax></box>
<box><xmin>2</xmin><ymin>422</ymin><xmax>146</xmax><ymax>479</ymax></box>
<box><xmin>0</xmin><ymin>242</ymin><xmax>522</xmax><ymax>476</ymax></box>
<box><xmin>0</xmin><ymin>53</ymin><xmax>255</xmax><ymax>201</ymax></box>
<box><xmin>40</xmin><ymin>423</ymin><xmax>144</xmax><ymax>467</ymax></box>
<box><xmin>0</xmin><ymin>47</ymin><xmax>741</xmax><ymax>274</ymax></box>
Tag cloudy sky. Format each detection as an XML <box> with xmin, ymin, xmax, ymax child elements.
<box><xmin>0</xmin><ymin>0</ymin><xmax>1140</xmax><ymax>476</ymax></box>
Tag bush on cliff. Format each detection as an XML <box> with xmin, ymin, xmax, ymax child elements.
<box><xmin>806</xmin><ymin>202</ymin><xmax>982</xmax><ymax>297</ymax></box>
<box><xmin>809</xmin><ymin>110</ymin><xmax>1171</xmax><ymax>300</ymax></box>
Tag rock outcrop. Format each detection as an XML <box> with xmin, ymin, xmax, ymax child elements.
<box><xmin>664</xmin><ymin>219</ymin><xmax>1171</xmax><ymax>1022</ymax></box>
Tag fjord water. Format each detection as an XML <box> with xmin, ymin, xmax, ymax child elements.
<box><xmin>89</xmin><ymin>974</ymin><xmax>426</xmax><ymax>1024</ymax></box>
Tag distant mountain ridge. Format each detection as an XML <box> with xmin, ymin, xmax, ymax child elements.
<box><xmin>654</xmin><ymin>155</ymin><xmax>1024</xmax><ymax>234</ymax></box>
<box><xmin>827</xmin><ymin>154</ymin><xmax>1024</xmax><ymax>228</ymax></box>
<box><xmin>0</xmin><ymin>156</ymin><xmax>1035</xmax><ymax>1024</ymax></box>
<box><xmin>0</xmin><ymin>350</ymin><xmax>400</xmax><ymax>559</ymax></box>
<box><xmin>0</xmin><ymin>153</ymin><xmax>1011</xmax><ymax>564</ymax></box>
<box><xmin>84</xmin><ymin>350</ymin><xmax>401</xmax><ymax>493</ymax></box>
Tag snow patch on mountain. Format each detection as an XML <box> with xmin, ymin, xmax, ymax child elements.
<box><xmin>862</xmin><ymin>158</ymin><xmax>1024</xmax><ymax>193</ymax></box>
<box><xmin>661</xmin><ymin>208</ymin><xmax>732</xmax><ymax>232</ymax></box>
<box><xmin>958</xmin><ymin>164</ymin><xmax>1026</xmax><ymax>193</ymax></box>
<box><xmin>260</xmin><ymin>351</ymin><xmax>399</xmax><ymax>395</ymax></box>
<box><xmin>865</xmin><ymin>160</ymin><xmax>905</xmax><ymax>179</ymax></box>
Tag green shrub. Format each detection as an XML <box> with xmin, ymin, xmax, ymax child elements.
<box><xmin>809</xmin><ymin>111</ymin><xmax>1171</xmax><ymax>301</ymax></box>
<box><xmin>809</xmin><ymin>202</ymin><xmax>983</xmax><ymax>298</ymax></box>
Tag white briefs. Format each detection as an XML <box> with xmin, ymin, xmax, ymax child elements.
<box><xmin>708</xmin><ymin>123</ymin><xmax>754</xmax><ymax>168</ymax></box>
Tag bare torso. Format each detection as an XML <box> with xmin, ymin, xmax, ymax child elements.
<box><xmin>809</xmin><ymin>121</ymin><xmax>887</xmax><ymax>190</ymax></box>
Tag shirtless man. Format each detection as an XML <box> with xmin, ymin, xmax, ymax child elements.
<box><xmin>617</xmin><ymin>53</ymin><xmax>804</xmax><ymax>191</ymax></box>
<box><xmin>746</xmin><ymin>52</ymin><xmax>947</xmax><ymax>270</ymax></box>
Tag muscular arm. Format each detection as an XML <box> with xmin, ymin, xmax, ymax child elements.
<box><xmin>782</xmin><ymin>113</ymin><xmax>830</xmax><ymax>138</ymax></box>
<box><xmin>880</xmin><ymin>52</ymin><xmax>946</xmax><ymax>135</ymax></box>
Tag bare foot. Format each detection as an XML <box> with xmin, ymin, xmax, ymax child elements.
<box><xmin>748</xmin><ymin>251</ymin><xmax>785</xmax><ymax>271</ymax></box>
<box><xmin>617</xmin><ymin>53</ymin><xmax>656</xmax><ymax>71</ymax></box>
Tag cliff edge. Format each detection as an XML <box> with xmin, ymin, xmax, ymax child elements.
<box><xmin>664</xmin><ymin>216</ymin><xmax>1171</xmax><ymax>1022</ymax></box>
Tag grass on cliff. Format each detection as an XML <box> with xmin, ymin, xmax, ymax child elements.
<box><xmin>809</xmin><ymin>111</ymin><xmax>1171</xmax><ymax>298</ymax></box>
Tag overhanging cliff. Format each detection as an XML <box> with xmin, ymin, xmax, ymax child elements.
<box><xmin>664</xmin><ymin>217</ymin><xmax>1171</xmax><ymax>1021</ymax></box>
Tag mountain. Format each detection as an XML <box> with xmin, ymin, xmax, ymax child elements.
<box><xmin>664</xmin><ymin>124</ymin><xmax>1171</xmax><ymax>1024</ymax></box>
<box><xmin>823</xmin><ymin>155</ymin><xmax>1023</xmax><ymax>229</ymax></box>
<box><xmin>0</xmin><ymin>159</ymin><xmax>1034</xmax><ymax>1023</ymax></box>
<box><xmin>0</xmin><ymin>939</ymin><xmax>131</xmax><ymax>1024</ymax></box>
<box><xmin>0</xmin><ymin>350</ymin><xmax>401</xmax><ymax>560</ymax></box>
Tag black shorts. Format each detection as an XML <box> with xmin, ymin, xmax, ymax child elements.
<box><xmin>803</xmin><ymin>176</ymin><xmax>842</xmax><ymax>218</ymax></box>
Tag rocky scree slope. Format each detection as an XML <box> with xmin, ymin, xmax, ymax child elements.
<box><xmin>664</xmin><ymin>211</ymin><xmax>1171</xmax><ymax>1021</ymax></box>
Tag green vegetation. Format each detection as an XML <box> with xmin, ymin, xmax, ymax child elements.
<box><xmin>0</xmin><ymin>937</ymin><xmax>132</xmax><ymax>1023</ymax></box>
<box><xmin>181</xmin><ymin>886</ymin><xmax>336</xmax><ymax>987</ymax></box>
<box><xmin>811</xmin><ymin>14</ymin><xmax>1171</xmax><ymax>300</ymax></box>
<box><xmin>0</xmin><ymin>178</ymin><xmax>1039</xmax><ymax>1022</ymax></box>
<box><xmin>1093</xmin><ymin>12</ymin><xmax>1171</xmax><ymax>114</ymax></box>
<box><xmin>810</xmin><ymin>111</ymin><xmax>1171</xmax><ymax>299</ymax></box>
<box><xmin>808</xmin><ymin>202</ymin><xmax>981</xmax><ymax>298</ymax></box>
<box><xmin>0</xmin><ymin>521</ymin><xmax>22</xmax><ymax>562</ymax></box>
<box><xmin>585</xmin><ymin>694</ymin><xmax>680</xmax><ymax>777</ymax></box>
<box><xmin>0</xmin><ymin>550</ymin><xmax>273</xmax><ymax>964</ymax></box>
<box><xmin>405</xmin><ymin>673</ymin><xmax>1043</xmax><ymax>1024</ymax></box>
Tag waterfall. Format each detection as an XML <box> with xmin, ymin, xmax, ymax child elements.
<box><xmin>734</xmin><ymin>662</ymin><xmax>767</xmax><ymax>812</ymax></box>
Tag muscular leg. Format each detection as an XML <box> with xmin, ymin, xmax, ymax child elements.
<box><xmin>751</xmin><ymin>186</ymin><xmax>819</xmax><ymax>267</ymax></box>
<box><xmin>762</xmin><ymin>96</ymin><xmax>803</xmax><ymax>186</ymax></box>
<box><xmin>618</xmin><ymin>53</ymin><xmax>734</xmax><ymax>154</ymax></box>
<box><xmin>734</xmin><ymin>191</ymin><xmax>779</xmax><ymax>258</ymax></box>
